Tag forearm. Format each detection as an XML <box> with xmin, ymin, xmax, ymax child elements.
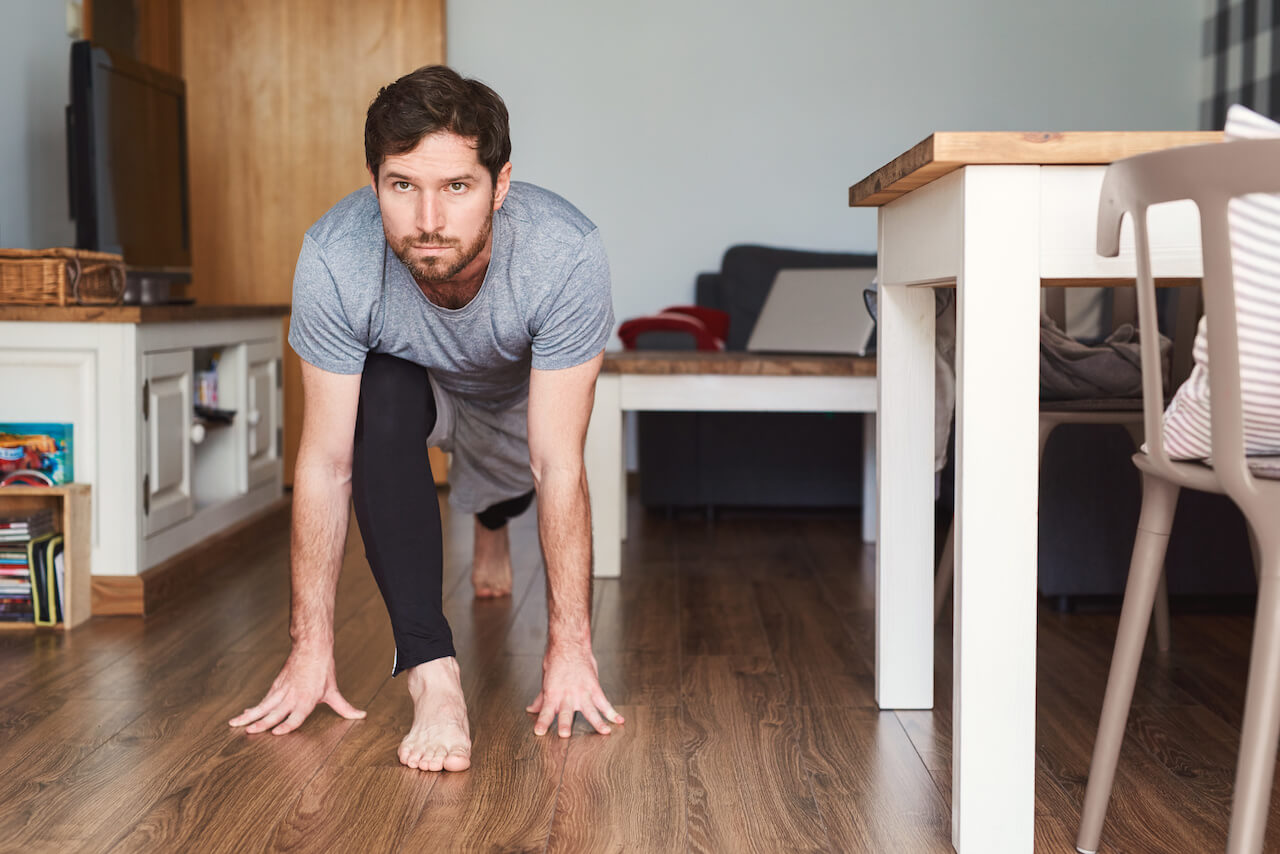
<box><xmin>288</xmin><ymin>456</ymin><xmax>352</xmax><ymax>652</ymax></box>
<box><xmin>535</xmin><ymin>464</ymin><xmax>593</xmax><ymax>650</ymax></box>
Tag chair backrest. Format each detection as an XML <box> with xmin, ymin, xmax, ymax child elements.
<box><xmin>1097</xmin><ymin>138</ymin><xmax>1280</xmax><ymax>511</ymax></box>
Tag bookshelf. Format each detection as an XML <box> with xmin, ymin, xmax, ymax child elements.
<box><xmin>0</xmin><ymin>484</ymin><xmax>91</xmax><ymax>630</ymax></box>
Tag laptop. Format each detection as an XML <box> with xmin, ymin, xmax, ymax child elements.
<box><xmin>745</xmin><ymin>268</ymin><xmax>878</xmax><ymax>356</ymax></box>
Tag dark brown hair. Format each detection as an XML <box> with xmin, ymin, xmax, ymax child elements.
<box><xmin>364</xmin><ymin>65</ymin><xmax>511</xmax><ymax>186</ymax></box>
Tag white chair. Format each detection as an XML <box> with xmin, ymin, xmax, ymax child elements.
<box><xmin>1076</xmin><ymin>137</ymin><xmax>1280</xmax><ymax>854</ymax></box>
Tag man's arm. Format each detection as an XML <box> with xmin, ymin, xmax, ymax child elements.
<box><xmin>229</xmin><ymin>360</ymin><xmax>365</xmax><ymax>735</ymax></box>
<box><xmin>525</xmin><ymin>350</ymin><xmax>625</xmax><ymax>738</ymax></box>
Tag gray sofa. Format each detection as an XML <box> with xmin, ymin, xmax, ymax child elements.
<box><xmin>634</xmin><ymin>244</ymin><xmax>877</xmax><ymax>511</ymax></box>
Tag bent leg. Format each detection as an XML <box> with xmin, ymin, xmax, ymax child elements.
<box><xmin>352</xmin><ymin>352</ymin><xmax>455</xmax><ymax>673</ymax></box>
<box><xmin>472</xmin><ymin>490</ymin><xmax>535</xmax><ymax>598</ymax></box>
<box><xmin>352</xmin><ymin>353</ymin><xmax>471</xmax><ymax>771</ymax></box>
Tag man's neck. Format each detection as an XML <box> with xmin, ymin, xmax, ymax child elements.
<box><xmin>415</xmin><ymin>268</ymin><xmax>487</xmax><ymax>310</ymax></box>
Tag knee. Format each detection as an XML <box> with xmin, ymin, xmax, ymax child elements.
<box><xmin>359</xmin><ymin>353</ymin><xmax>437</xmax><ymax>437</ymax></box>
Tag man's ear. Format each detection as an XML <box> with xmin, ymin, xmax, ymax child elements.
<box><xmin>492</xmin><ymin>162</ymin><xmax>512</xmax><ymax>210</ymax></box>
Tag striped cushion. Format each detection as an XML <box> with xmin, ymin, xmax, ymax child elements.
<box><xmin>1160</xmin><ymin>104</ymin><xmax>1280</xmax><ymax>478</ymax></box>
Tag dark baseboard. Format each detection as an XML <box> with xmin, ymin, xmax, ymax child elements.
<box><xmin>92</xmin><ymin>497</ymin><xmax>291</xmax><ymax>617</ymax></box>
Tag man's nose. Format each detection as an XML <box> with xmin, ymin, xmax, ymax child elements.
<box><xmin>416</xmin><ymin>195</ymin><xmax>445</xmax><ymax>236</ymax></box>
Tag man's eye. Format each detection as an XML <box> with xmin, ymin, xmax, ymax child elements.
<box><xmin>448</xmin><ymin>182</ymin><xmax>467</xmax><ymax>193</ymax></box>
<box><xmin>394</xmin><ymin>181</ymin><xmax>412</xmax><ymax>191</ymax></box>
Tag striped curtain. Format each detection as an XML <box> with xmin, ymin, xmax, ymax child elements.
<box><xmin>1202</xmin><ymin>0</ymin><xmax>1280</xmax><ymax>128</ymax></box>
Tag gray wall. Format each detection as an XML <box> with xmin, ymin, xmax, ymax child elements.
<box><xmin>1</xmin><ymin>1</ymin><xmax>76</xmax><ymax>249</ymax></box>
<box><xmin>448</xmin><ymin>0</ymin><xmax>1205</xmax><ymax>331</ymax></box>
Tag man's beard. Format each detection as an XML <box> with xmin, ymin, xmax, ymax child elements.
<box><xmin>392</xmin><ymin>210</ymin><xmax>492</xmax><ymax>285</ymax></box>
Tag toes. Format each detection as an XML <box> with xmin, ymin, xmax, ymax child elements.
<box><xmin>400</xmin><ymin>740</ymin><xmax>424</xmax><ymax>770</ymax></box>
<box><xmin>443</xmin><ymin>748</ymin><xmax>471</xmax><ymax>772</ymax></box>
<box><xmin>425</xmin><ymin>747</ymin><xmax>446</xmax><ymax>772</ymax></box>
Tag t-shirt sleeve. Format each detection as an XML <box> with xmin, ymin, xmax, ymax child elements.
<box><xmin>530</xmin><ymin>228</ymin><xmax>615</xmax><ymax>371</ymax></box>
<box><xmin>287</xmin><ymin>233</ymin><xmax>368</xmax><ymax>374</ymax></box>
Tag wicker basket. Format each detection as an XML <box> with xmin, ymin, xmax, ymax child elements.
<box><xmin>0</xmin><ymin>248</ymin><xmax>126</xmax><ymax>307</ymax></box>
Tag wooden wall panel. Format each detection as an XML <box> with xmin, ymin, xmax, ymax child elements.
<box><xmin>181</xmin><ymin>0</ymin><xmax>447</xmax><ymax>483</ymax></box>
<box><xmin>87</xmin><ymin>0</ymin><xmax>182</xmax><ymax>77</ymax></box>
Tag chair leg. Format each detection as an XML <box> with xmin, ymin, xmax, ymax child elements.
<box><xmin>1227</xmin><ymin>543</ymin><xmax>1280</xmax><ymax>854</ymax></box>
<box><xmin>1248</xmin><ymin>524</ymin><xmax>1263</xmax><ymax>580</ymax></box>
<box><xmin>1076</xmin><ymin>472</ymin><xmax>1181</xmax><ymax>854</ymax></box>
<box><xmin>1117</xmin><ymin>420</ymin><xmax>1172</xmax><ymax>652</ymax></box>
<box><xmin>934</xmin><ymin>518</ymin><xmax>954</xmax><ymax>623</ymax></box>
<box><xmin>1152</xmin><ymin>572</ymin><xmax>1172</xmax><ymax>653</ymax></box>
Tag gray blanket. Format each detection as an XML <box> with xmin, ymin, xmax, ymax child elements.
<box><xmin>1039</xmin><ymin>312</ymin><xmax>1170</xmax><ymax>400</ymax></box>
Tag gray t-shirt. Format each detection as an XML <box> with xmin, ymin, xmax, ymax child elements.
<box><xmin>288</xmin><ymin>181</ymin><xmax>614</xmax><ymax>410</ymax></box>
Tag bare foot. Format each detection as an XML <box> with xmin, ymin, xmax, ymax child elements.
<box><xmin>472</xmin><ymin>519</ymin><xmax>513</xmax><ymax>598</ymax></box>
<box><xmin>399</xmin><ymin>657</ymin><xmax>472</xmax><ymax>772</ymax></box>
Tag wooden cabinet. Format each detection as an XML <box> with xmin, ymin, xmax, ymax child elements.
<box><xmin>244</xmin><ymin>341</ymin><xmax>281</xmax><ymax>490</ymax></box>
<box><xmin>0</xmin><ymin>306</ymin><xmax>288</xmax><ymax>612</ymax></box>
<box><xmin>143</xmin><ymin>349</ymin><xmax>195</xmax><ymax>536</ymax></box>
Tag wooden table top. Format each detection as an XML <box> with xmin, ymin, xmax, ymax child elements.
<box><xmin>849</xmin><ymin>131</ymin><xmax>1223</xmax><ymax>208</ymax></box>
<box><xmin>601</xmin><ymin>350</ymin><xmax>876</xmax><ymax>376</ymax></box>
<box><xmin>0</xmin><ymin>303</ymin><xmax>290</xmax><ymax>324</ymax></box>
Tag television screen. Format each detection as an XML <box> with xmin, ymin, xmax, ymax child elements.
<box><xmin>67</xmin><ymin>41</ymin><xmax>190</xmax><ymax>271</ymax></box>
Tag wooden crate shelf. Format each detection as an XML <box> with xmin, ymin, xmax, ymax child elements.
<box><xmin>0</xmin><ymin>484</ymin><xmax>91</xmax><ymax>630</ymax></box>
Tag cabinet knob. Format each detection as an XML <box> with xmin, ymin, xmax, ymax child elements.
<box><xmin>248</xmin><ymin>410</ymin><xmax>261</xmax><ymax>426</ymax></box>
<box><xmin>191</xmin><ymin>422</ymin><xmax>206</xmax><ymax>445</ymax></box>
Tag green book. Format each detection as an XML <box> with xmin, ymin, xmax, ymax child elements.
<box><xmin>27</xmin><ymin>532</ymin><xmax>58</xmax><ymax>626</ymax></box>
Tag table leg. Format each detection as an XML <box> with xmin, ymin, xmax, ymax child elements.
<box><xmin>952</xmin><ymin>166</ymin><xmax>1040</xmax><ymax>853</ymax></box>
<box><xmin>586</xmin><ymin>373</ymin><xmax>623</xmax><ymax>578</ymax></box>
<box><xmin>861</xmin><ymin>412</ymin><xmax>877</xmax><ymax>544</ymax></box>
<box><xmin>875</xmin><ymin>279</ymin><xmax>935</xmax><ymax>710</ymax></box>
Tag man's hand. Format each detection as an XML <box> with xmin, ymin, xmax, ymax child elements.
<box><xmin>229</xmin><ymin>646</ymin><xmax>366</xmax><ymax>735</ymax></box>
<box><xmin>526</xmin><ymin>642</ymin><xmax>624</xmax><ymax>737</ymax></box>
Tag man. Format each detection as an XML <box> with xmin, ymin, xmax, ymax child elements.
<box><xmin>229</xmin><ymin>65</ymin><xmax>623</xmax><ymax>772</ymax></box>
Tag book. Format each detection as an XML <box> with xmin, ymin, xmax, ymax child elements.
<box><xmin>45</xmin><ymin>536</ymin><xmax>64</xmax><ymax>623</ymax></box>
<box><xmin>52</xmin><ymin>540</ymin><xmax>64</xmax><ymax>622</ymax></box>
<box><xmin>27</xmin><ymin>532</ymin><xmax>57</xmax><ymax>626</ymax></box>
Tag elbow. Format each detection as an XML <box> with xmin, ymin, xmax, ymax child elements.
<box><xmin>529</xmin><ymin>456</ymin><xmax>584</xmax><ymax>493</ymax></box>
<box><xmin>294</xmin><ymin>447</ymin><xmax>353</xmax><ymax>489</ymax></box>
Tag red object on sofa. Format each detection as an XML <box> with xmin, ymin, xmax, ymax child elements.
<box><xmin>617</xmin><ymin>306</ymin><xmax>730</xmax><ymax>351</ymax></box>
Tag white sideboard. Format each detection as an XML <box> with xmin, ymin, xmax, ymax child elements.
<box><xmin>0</xmin><ymin>305</ymin><xmax>289</xmax><ymax>601</ymax></box>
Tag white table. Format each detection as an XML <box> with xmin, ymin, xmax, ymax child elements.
<box><xmin>852</xmin><ymin>131</ymin><xmax>1220</xmax><ymax>853</ymax></box>
<box><xmin>585</xmin><ymin>351</ymin><xmax>878</xmax><ymax>579</ymax></box>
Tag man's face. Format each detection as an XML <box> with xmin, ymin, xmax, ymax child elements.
<box><xmin>370</xmin><ymin>131</ymin><xmax>511</xmax><ymax>286</ymax></box>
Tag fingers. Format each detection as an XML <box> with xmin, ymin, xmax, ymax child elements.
<box><xmin>229</xmin><ymin>688</ymin><xmax>284</xmax><ymax>728</ymax></box>
<box><xmin>245</xmin><ymin>704</ymin><xmax>292</xmax><ymax>734</ymax></box>
<box><xmin>323</xmin><ymin>688</ymin><xmax>367</xmax><ymax>721</ymax></box>
<box><xmin>557</xmin><ymin>707</ymin><xmax>574</xmax><ymax>739</ymax></box>
<box><xmin>534</xmin><ymin>703</ymin><xmax>557</xmax><ymax>737</ymax></box>
<box><xmin>593</xmin><ymin>690</ymin><xmax>625</xmax><ymax>726</ymax></box>
<box><xmin>271</xmin><ymin>709</ymin><xmax>308</xmax><ymax>736</ymax></box>
<box><xmin>526</xmin><ymin>692</ymin><xmax>544</xmax><ymax>715</ymax></box>
<box><xmin>579</xmin><ymin>702</ymin><xmax>611</xmax><ymax>736</ymax></box>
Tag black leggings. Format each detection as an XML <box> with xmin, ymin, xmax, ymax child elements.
<box><xmin>352</xmin><ymin>353</ymin><xmax>532</xmax><ymax>676</ymax></box>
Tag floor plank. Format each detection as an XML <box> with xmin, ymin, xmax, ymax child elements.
<box><xmin>547</xmin><ymin>705</ymin><xmax>687</xmax><ymax>852</ymax></box>
<box><xmin>797</xmin><ymin>706</ymin><xmax>952</xmax><ymax>852</ymax></box>
<box><xmin>682</xmin><ymin>655</ymin><xmax>830</xmax><ymax>853</ymax></box>
<box><xmin>755</xmin><ymin>577</ymin><xmax>876</xmax><ymax>707</ymax></box>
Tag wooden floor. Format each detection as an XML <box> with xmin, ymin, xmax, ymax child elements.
<box><xmin>0</xmin><ymin>493</ymin><xmax>1276</xmax><ymax>853</ymax></box>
